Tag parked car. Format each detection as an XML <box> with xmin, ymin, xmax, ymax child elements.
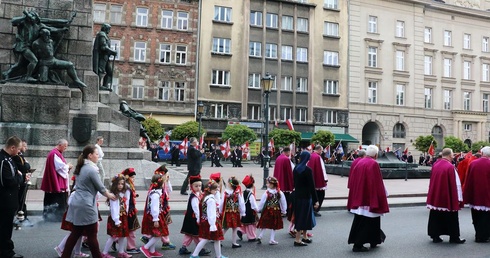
<box><xmin>157</xmin><ymin>140</ymin><xmax>206</xmax><ymax>162</ymax></box>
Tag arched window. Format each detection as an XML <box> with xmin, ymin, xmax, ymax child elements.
<box><xmin>393</xmin><ymin>123</ymin><xmax>406</xmax><ymax>138</ymax></box>
<box><xmin>464</xmin><ymin>139</ymin><xmax>472</xmax><ymax>149</ymax></box>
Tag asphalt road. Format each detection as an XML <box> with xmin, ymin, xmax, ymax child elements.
<box><xmin>10</xmin><ymin>207</ymin><xmax>490</xmax><ymax>258</ymax></box>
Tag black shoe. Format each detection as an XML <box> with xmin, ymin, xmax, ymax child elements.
<box><xmin>198</xmin><ymin>248</ymin><xmax>211</xmax><ymax>256</ymax></box>
<box><xmin>432</xmin><ymin>236</ymin><xmax>443</xmax><ymax>243</ymax></box>
<box><xmin>11</xmin><ymin>254</ymin><xmax>23</xmax><ymax>258</ymax></box>
<box><xmin>449</xmin><ymin>238</ymin><xmax>466</xmax><ymax>244</ymax></box>
<box><xmin>248</xmin><ymin>238</ymin><xmax>257</xmax><ymax>242</ymax></box>
<box><xmin>352</xmin><ymin>246</ymin><xmax>369</xmax><ymax>252</ymax></box>
<box><xmin>257</xmin><ymin>238</ymin><xmax>262</xmax><ymax>244</ymax></box>
<box><xmin>111</xmin><ymin>241</ymin><xmax>117</xmax><ymax>252</ymax></box>
<box><xmin>475</xmin><ymin>238</ymin><xmax>490</xmax><ymax>243</ymax></box>
<box><xmin>232</xmin><ymin>243</ymin><xmax>242</xmax><ymax>248</ymax></box>
<box><xmin>294</xmin><ymin>241</ymin><xmax>308</xmax><ymax>247</ymax></box>
<box><xmin>82</xmin><ymin>242</ymin><xmax>90</xmax><ymax>248</ymax></box>
<box><xmin>237</xmin><ymin>230</ymin><xmax>243</xmax><ymax>241</ymax></box>
<box><xmin>180</xmin><ymin>192</ymin><xmax>188</xmax><ymax>195</ymax></box>
<box><xmin>302</xmin><ymin>238</ymin><xmax>312</xmax><ymax>244</ymax></box>
<box><xmin>370</xmin><ymin>243</ymin><xmax>378</xmax><ymax>248</ymax></box>
<box><xmin>314</xmin><ymin>212</ymin><xmax>322</xmax><ymax>217</ymax></box>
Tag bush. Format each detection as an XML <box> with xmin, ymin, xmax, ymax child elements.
<box><xmin>222</xmin><ymin>124</ymin><xmax>257</xmax><ymax>145</ymax></box>
<box><xmin>171</xmin><ymin>121</ymin><xmax>206</xmax><ymax>140</ymax></box>
<box><xmin>268</xmin><ymin>128</ymin><xmax>302</xmax><ymax>148</ymax></box>
<box><xmin>141</xmin><ymin>117</ymin><xmax>164</xmax><ymax>142</ymax></box>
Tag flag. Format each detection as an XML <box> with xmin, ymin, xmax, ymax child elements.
<box><xmin>268</xmin><ymin>138</ymin><xmax>275</xmax><ymax>154</ymax></box>
<box><xmin>306</xmin><ymin>143</ymin><xmax>314</xmax><ymax>152</ymax></box>
<box><xmin>220</xmin><ymin>139</ymin><xmax>231</xmax><ymax>158</ymax></box>
<box><xmin>179</xmin><ymin>137</ymin><xmax>188</xmax><ymax>156</ymax></box>
<box><xmin>160</xmin><ymin>134</ymin><xmax>170</xmax><ymax>153</ymax></box>
<box><xmin>274</xmin><ymin>119</ymin><xmax>278</xmax><ymax>128</ymax></box>
<box><xmin>359</xmin><ymin>145</ymin><xmax>362</xmax><ymax>150</ymax></box>
<box><xmin>289</xmin><ymin>142</ymin><xmax>296</xmax><ymax>159</ymax></box>
<box><xmin>335</xmin><ymin>140</ymin><xmax>344</xmax><ymax>156</ymax></box>
<box><xmin>427</xmin><ymin>142</ymin><xmax>435</xmax><ymax>156</ymax></box>
<box><xmin>199</xmin><ymin>133</ymin><xmax>205</xmax><ymax>149</ymax></box>
<box><xmin>286</xmin><ymin>118</ymin><xmax>294</xmax><ymax>131</ymax></box>
<box><xmin>403</xmin><ymin>147</ymin><xmax>408</xmax><ymax>155</ymax></box>
<box><xmin>385</xmin><ymin>146</ymin><xmax>390</xmax><ymax>152</ymax></box>
<box><xmin>241</xmin><ymin>141</ymin><xmax>250</xmax><ymax>159</ymax></box>
<box><xmin>394</xmin><ymin>148</ymin><xmax>401</xmax><ymax>158</ymax></box>
<box><xmin>324</xmin><ymin>145</ymin><xmax>331</xmax><ymax>159</ymax></box>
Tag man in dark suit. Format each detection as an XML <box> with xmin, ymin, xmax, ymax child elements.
<box><xmin>180</xmin><ymin>137</ymin><xmax>203</xmax><ymax>195</ymax></box>
<box><xmin>236</xmin><ymin>146</ymin><xmax>243</xmax><ymax>167</ymax></box>
<box><xmin>12</xmin><ymin>139</ymin><xmax>31</xmax><ymax>223</ymax></box>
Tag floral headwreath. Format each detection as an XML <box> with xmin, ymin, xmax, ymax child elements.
<box><xmin>205</xmin><ymin>179</ymin><xmax>216</xmax><ymax>191</ymax></box>
<box><xmin>267</xmin><ymin>176</ymin><xmax>280</xmax><ymax>190</ymax></box>
<box><xmin>112</xmin><ymin>173</ymin><xmax>125</xmax><ymax>183</ymax></box>
<box><xmin>150</xmin><ymin>174</ymin><xmax>164</xmax><ymax>189</ymax></box>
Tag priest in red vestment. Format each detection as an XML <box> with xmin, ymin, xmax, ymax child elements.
<box><xmin>463</xmin><ymin>146</ymin><xmax>490</xmax><ymax>242</ymax></box>
<box><xmin>307</xmin><ymin>145</ymin><xmax>328</xmax><ymax>217</ymax></box>
<box><xmin>426</xmin><ymin>148</ymin><xmax>465</xmax><ymax>244</ymax></box>
<box><xmin>347</xmin><ymin>145</ymin><xmax>389</xmax><ymax>252</ymax></box>
<box><xmin>273</xmin><ymin>147</ymin><xmax>294</xmax><ymax>205</ymax></box>
<box><xmin>347</xmin><ymin>149</ymin><xmax>366</xmax><ymax>189</ymax></box>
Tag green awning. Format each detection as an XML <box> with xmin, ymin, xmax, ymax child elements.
<box><xmin>301</xmin><ymin>132</ymin><xmax>359</xmax><ymax>143</ymax></box>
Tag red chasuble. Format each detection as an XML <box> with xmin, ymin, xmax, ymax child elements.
<box><xmin>463</xmin><ymin>157</ymin><xmax>490</xmax><ymax>208</ymax></box>
<box><xmin>40</xmin><ymin>148</ymin><xmax>68</xmax><ymax>193</ymax></box>
<box><xmin>307</xmin><ymin>152</ymin><xmax>327</xmax><ymax>189</ymax></box>
<box><xmin>426</xmin><ymin>159</ymin><xmax>460</xmax><ymax>211</ymax></box>
<box><xmin>347</xmin><ymin>157</ymin><xmax>389</xmax><ymax>214</ymax></box>
<box><xmin>273</xmin><ymin>154</ymin><xmax>294</xmax><ymax>192</ymax></box>
<box><xmin>347</xmin><ymin>157</ymin><xmax>363</xmax><ymax>189</ymax></box>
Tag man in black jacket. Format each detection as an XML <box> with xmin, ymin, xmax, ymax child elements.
<box><xmin>12</xmin><ymin>139</ymin><xmax>31</xmax><ymax>222</ymax></box>
<box><xmin>180</xmin><ymin>137</ymin><xmax>203</xmax><ymax>195</ymax></box>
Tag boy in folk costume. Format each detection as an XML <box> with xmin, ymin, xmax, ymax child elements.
<box><xmin>238</xmin><ymin>174</ymin><xmax>259</xmax><ymax>242</ymax></box>
<box><xmin>121</xmin><ymin>168</ymin><xmax>141</xmax><ymax>254</ymax></box>
<box><xmin>220</xmin><ymin>176</ymin><xmax>246</xmax><ymax>248</ymax></box>
<box><xmin>257</xmin><ymin>176</ymin><xmax>287</xmax><ymax>245</ymax></box>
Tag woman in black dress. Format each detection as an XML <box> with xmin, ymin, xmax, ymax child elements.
<box><xmin>293</xmin><ymin>151</ymin><xmax>319</xmax><ymax>246</ymax></box>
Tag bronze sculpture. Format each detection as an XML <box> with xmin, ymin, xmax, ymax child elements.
<box><xmin>119</xmin><ymin>101</ymin><xmax>151</xmax><ymax>149</ymax></box>
<box><xmin>93</xmin><ymin>23</ymin><xmax>117</xmax><ymax>92</ymax></box>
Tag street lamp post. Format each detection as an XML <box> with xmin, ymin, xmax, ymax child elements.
<box><xmin>261</xmin><ymin>73</ymin><xmax>273</xmax><ymax>189</ymax></box>
<box><xmin>197</xmin><ymin>101</ymin><xmax>204</xmax><ymax>142</ymax></box>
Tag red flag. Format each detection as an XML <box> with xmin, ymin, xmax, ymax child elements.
<box><xmin>160</xmin><ymin>134</ymin><xmax>170</xmax><ymax>153</ymax></box>
<box><xmin>427</xmin><ymin>142</ymin><xmax>435</xmax><ymax>156</ymax></box>
<box><xmin>268</xmin><ymin>138</ymin><xmax>275</xmax><ymax>154</ymax></box>
<box><xmin>306</xmin><ymin>143</ymin><xmax>314</xmax><ymax>152</ymax></box>
<box><xmin>403</xmin><ymin>147</ymin><xmax>408</xmax><ymax>155</ymax></box>
<box><xmin>241</xmin><ymin>141</ymin><xmax>250</xmax><ymax>159</ymax></box>
<box><xmin>179</xmin><ymin>137</ymin><xmax>188</xmax><ymax>156</ymax></box>
<box><xmin>274</xmin><ymin>119</ymin><xmax>278</xmax><ymax>128</ymax></box>
<box><xmin>324</xmin><ymin>145</ymin><xmax>331</xmax><ymax>159</ymax></box>
<box><xmin>199</xmin><ymin>133</ymin><xmax>205</xmax><ymax>149</ymax></box>
<box><xmin>359</xmin><ymin>145</ymin><xmax>362</xmax><ymax>150</ymax></box>
<box><xmin>220</xmin><ymin>139</ymin><xmax>231</xmax><ymax>158</ymax></box>
<box><xmin>286</xmin><ymin>118</ymin><xmax>294</xmax><ymax>131</ymax></box>
<box><xmin>289</xmin><ymin>142</ymin><xmax>295</xmax><ymax>159</ymax></box>
<box><xmin>385</xmin><ymin>146</ymin><xmax>390</xmax><ymax>152</ymax></box>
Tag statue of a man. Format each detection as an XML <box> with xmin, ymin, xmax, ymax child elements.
<box><xmin>93</xmin><ymin>23</ymin><xmax>117</xmax><ymax>91</ymax></box>
<box><xmin>32</xmin><ymin>29</ymin><xmax>86</xmax><ymax>88</ymax></box>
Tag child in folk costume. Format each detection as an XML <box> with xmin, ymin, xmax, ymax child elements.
<box><xmin>101</xmin><ymin>174</ymin><xmax>131</xmax><ymax>258</ymax></box>
<box><xmin>210</xmin><ymin>172</ymin><xmax>223</xmax><ymax>205</ymax></box>
<box><xmin>257</xmin><ymin>176</ymin><xmax>287</xmax><ymax>245</ymax></box>
<box><xmin>178</xmin><ymin>175</ymin><xmax>212</xmax><ymax>256</ymax></box>
<box><xmin>237</xmin><ymin>174</ymin><xmax>259</xmax><ymax>242</ymax></box>
<box><xmin>220</xmin><ymin>176</ymin><xmax>245</xmax><ymax>248</ymax></box>
<box><xmin>121</xmin><ymin>168</ymin><xmax>141</xmax><ymax>255</ymax></box>
<box><xmin>140</xmin><ymin>174</ymin><xmax>167</xmax><ymax>258</ymax></box>
<box><xmin>191</xmin><ymin>180</ymin><xmax>228</xmax><ymax>258</ymax></box>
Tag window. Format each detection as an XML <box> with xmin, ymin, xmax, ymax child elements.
<box><xmin>444</xmin><ymin>30</ymin><xmax>452</xmax><ymax>46</ymax></box>
<box><xmin>211</xmin><ymin>70</ymin><xmax>230</xmax><ymax>86</ymax></box>
<box><xmin>136</xmin><ymin>8</ymin><xmax>148</xmax><ymax>27</ymax></box>
<box><xmin>265</xmin><ymin>43</ymin><xmax>278</xmax><ymax>59</ymax></box>
<box><xmin>464</xmin><ymin>124</ymin><xmax>472</xmax><ymax>131</ymax></box>
<box><xmin>424</xmin><ymin>27</ymin><xmax>432</xmax><ymax>43</ymax></box>
<box><xmin>393</xmin><ymin>123</ymin><xmax>406</xmax><ymax>138</ymax></box>
<box><xmin>214</xmin><ymin>6</ymin><xmax>232</xmax><ymax>22</ymax></box>
<box><xmin>248</xmin><ymin>73</ymin><xmax>261</xmax><ymax>88</ymax></box>
<box><xmin>443</xmin><ymin>58</ymin><xmax>452</xmax><ymax>77</ymax></box>
<box><xmin>250</xmin><ymin>11</ymin><xmax>262</xmax><ymax>26</ymax></box>
<box><xmin>297</xmin><ymin>47</ymin><xmax>308</xmax><ymax>62</ymax></box>
<box><xmin>368</xmin><ymin>47</ymin><xmax>377</xmax><ymax>67</ymax></box>
<box><xmin>158</xmin><ymin>81</ymin><xmax>170</xmax><ymax>100</ymax></box>
<box><xmin>134</xmin><ymin>42</ymin><xmax>146</xmax><ymax>62</ymax></box>
<box><xmin>282</xmin><ymin>16</ymin><xmax>293</xmax><ymax>30</ymax></box>
<box><xmin>396</xmin><ymin>84</ymin><xmax>405</xmax><ymax>106</ymax></box>
<box><xmin>249</xmin><ymin>41</ymin><xmax>261</xmax><ymax>57</ymax></box>
<box><xmin>483</xmin><ymin>63</ymin><xmax>490</xmax><ymax>81</ymax></box>
<box><xmin>424</xmin><ymin>56</ymin><xmax>433</xmax><ymax>75</ymax></box>
<box><xmin>324</xmin><ymin>80</ymin><xmax>338</xmax><ymax>94</ymax></box>
<box><xmin>484</xmin><ymin>94</ymin><xmax>489</xmax><ymax>112</ymax></box>
<box><xmin>161</xmin><ymin>10</ymin><xmax>173</xmax><ymax>29</ymax></box>
<box><xmin>444</xmin><ymin>90</ymin><xmax>452</xmax><ymax>110</ymax></box>
<box><xmin>281</xmin><ymin>45</ymin><xmax>293</xmax><ymax>60</ymax></box>
<box><xmin>396</xmin><ymin>20</ymin><xmax>405</xmax><ymax>38</ymax></box>
<box><xmin>425</xmin><ymin>88</ymin><xmax>432</xmax><ymax>109</ymax></box>
<box><xmin>395</xmin><ymin>50</ymin><xmax>404</xmax><ymax>71</ymax></box>
<box><xmin>324</xmin><ymin>22</ymin><xmax>339</xmax><ymax>37</ymax></box>
<box><xmin>281</xmin><ymin>107</ymin><xmax>292</xmax><ymax>120</ymax></box>
<box><xmin>296</xmin><ymin>108</ymin><xmax>307</xmax><ymax>122</ymax></box>
<box><xmin>271</xmin><ymin>75</ymin><xmax>277</xmax><ymax>90</ymax></box>
<box><xmin>368</xmin><ymin>16</ymin><xmax>377</xmax><ymax>33</ymax></box>
<box><xmin>267</xmin><ymin>106</ymin><xmax>277</xmax><ymax>121</ymax></box>
<box><xmin>464</xmin><ymin>34</ymin><xmax>471</xmax><ymax>49</ymax></box>
<box><xmin>297</xmin><ymin>18</ymin><xmax>308</xmax><ymax>32</ymax></box>
<box><xmin>325</xmin><ymin>110</ymin><xmax>337</xmax><ymax>124</ymax></box>
<box><xmin>297</xmin><ymin>77</ymin><xmax>308</xmax><ymax>92</ymax></box>
<box><xmin>266</xmin><ymin>13</ymin><xmax>278</xmax><ymax>28</ymax></box>
<box><xmin>110</xmin><ymin>5</ymin><xmax>122</xmax><ymax>24</ymax></box>
<box><xmin>159</xmin><ymin>44</ymin><xmax>171</xmax><ymax>63</ymax></box>
<box><xmin>112</xmin><ymin>77</ymin><xmax>119</xmax><ymax>94</ymax></box>
<box><xmin>463</xmin><ymin>61</ymin><xmax>471</xmax><ymax>80</ymax></box>
<box><xmin>110</xmin><ymin>40</ymin><xmax>121</xmax><ymax>60</ymax></box>
<box><xmin>213</xmin><ymin>38</ymin><xmax>231</xmax><ymax>54</ymax></box>
<box><xmin>324</xmin><ymin>0</ymin><xmax>338</xmax><ymax>9</ymax></box>
<box><xmin>210</xmin><ymin>104</ymin><xmax>227</xmax><ymax>118</ymax></box>
<box><xmin>174</xmin><ymin>82</ymin><xmax>185</xmax><ymax>101</ymax></box>
<box><xmin>93</xmin><ymin>4</ymin><xmax>106</xmax><ymax>23</ymax></box>
<box><xmin>132</xmin><ymin>79</ymin><xmax>144</xmax><ymax>99</ymax></box>
<box><xmin>248</xmin><ymin>105</ymin><xmax>261</xmax><ymax>120</ymax></box>
<box><xmin>464</xmin><ymin>91</ymin><xmax>471</xmax><ymax>111</ymax></box>
<box><xmin>175</xmin><ymin>46</ymin><xmax>187</xmax><ymax>65</ymax></box>
<box><xmin>177</xmin><ymin>12</ymin><xmax>189</xmax><ymax>30</ymax></box>
<box><xmin>483</xmin><ymin>37</ymin><xmax>489</xmax><ymax>52</ymax></box>
<box><xmin>282</xmin><ymin>76</ymin><xmax>293</xmax><ymax>91</ymax></box>
<box><xmin>324</xmin><ymin>51</ymin><xmax>339</xmax><ymax>66</ymax></box>
<box><xmin>368</xmin><ymin>81</ymin><xmax>377</xmax><ymax>104</ymax></box>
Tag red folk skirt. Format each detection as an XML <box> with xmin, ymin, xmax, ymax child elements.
<box><xmin>223</xmin><ymin>211</ymin><xmax>242</xmax><ymax>229</ymax></box>
<box><xmin>199</xmin><ymin>218</ymin><xmax>224</xmax><ymax>241</ymax></box>
<box><xmin>257</xmin><ymin>207</ymin><xmax>283</xmax><ymax>230</ymax></box>
<box><xmin>107</xmin><ymin>215</ymin><xmax>130</xmax><ymax>237</ymax></box>
<box><xmin>141</xmin><ymin>213</ymin><xmax>169</xmax><ymax>237</ymax></box>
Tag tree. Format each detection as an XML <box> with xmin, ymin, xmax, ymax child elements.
<box><xmin>222</xmin><ymin>124</ymin><xmax>257</xmax><ymax>146</ymax></box>
<box><xmin>470</xmin><ymin>140</ymin><xmax>490</xmax><ymax>153</ymax></box>
<box><xmin>171</xmin><ymin>121</ymin><xmax>205</xmax><ymax>140</ymax></box>
<box><xmin>141</xmin><ymin>117</ymin><xmax>164</xmax><ymax>142</ymax></box>
<box><xmin>443</xmin><ymin>136</ymin><xmax>469</xmax><ymax>153</ymax></box>
<box><xmin>268</xmin><ymin>128</ymin><xmax>302</xmax><ymax>148</ymax></box>
<box><xmin>413</xmin><ymin>135</ymin><xmax>437</xmax><ymax>153</ymax></box>
<box><xmin>311</xmin><ymin>130</ymin><xmax>335</xmax><ymax>147</ymax></box>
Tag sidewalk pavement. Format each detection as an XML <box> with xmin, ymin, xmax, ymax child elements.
<box><xmin>25</xmin><ymin>163</ymin><xmax>430</xmax><ymax>215</ymax></box>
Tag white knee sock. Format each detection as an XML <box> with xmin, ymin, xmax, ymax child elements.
<box><xmin>74</xmin><ymin>237</ymin><xmax>83</xmax><ymax>254</ymax></box>
<box><xmin>103</xmin><ymin>237</ymin><xmax>117</xmax><ymax>254</ymax></box>
<box><xmin>231</xmin><ymin>228</ymin><xmax>238</xmax><ymax>244</ymax></box>
<box><xmin>144</xmin><ymin>237</ymin><xmax>159</xmax><ymax>253</ymax></box>
<box><xmin>258</xmin><ymin>229</ymin><xmax>264</xmax><ymax>239</ymax></box>
<box><xmin>270</xmin><ymin>230</ymin><xmax>276</xmax><ymax>242</ymax></box>
<box><xmin>214</xmin><ymin>240</ymin><xmax>222</xmax><ymax>258</ymax></box>
<box><xmin>192</xmin><ymin>239</ymin><xmax>209</xmax><ymax>256</ymax></box>
<box><xmin>118</xmin><ymin>237</ymin><xmax>127</xmax><ymax>253</ymax></box>
<box><xmin>58</xmin><ymin>234</ymin><xmax>69</xmax><ymax>251</ymax></box>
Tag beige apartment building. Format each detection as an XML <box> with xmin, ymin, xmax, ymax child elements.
<box><xmin>198</xmin><ymin>0</ymin><xmax>353</xmax><ymax>146</ymax></box>
<box><xmin>348</xmin><ymin>0</ymin><xmax>490</xmax><ymax>151</ymax></box>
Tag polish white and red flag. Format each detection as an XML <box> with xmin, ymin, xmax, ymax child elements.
<box><xmin>286</xmin><ymin>118</ymin><xmax>295</xmax><ymax>131</ymax></box>
<box><xmin>220</xmin><ymin>139</ymin><xmax>231</xmax><ymax>158</ymax></box>
<box><xmin>159</xmin><ymin>134</ymin><xmax>170</xmax><ymax>153</ymax></box>
<box><xmin>289</xmin><ymin>142</ymin><xmax>295</xmax><ymax>159</ymax></box>
<box><xmin>306</xmin><ymin>143</ymin><xmax>315</xmax><ymax>152</ymax></box>
<box><xmin>268</xmin><ymin>138</ymin><xmax>275</xmax><ymax>154</ymax></box>
<box><xmin>179</xmin><ymin>137</ymin><xmax>188</xmax><ymax>156</ymax></box>
<box><xmin>241</xmin><ymin>141</ymin><xmax>250</xmax><ymax>159</ymax></box>
<box><xmin>199</xmin><ymin>133</ymin><xmax>205</xmax><ymax>149</ymax></box>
